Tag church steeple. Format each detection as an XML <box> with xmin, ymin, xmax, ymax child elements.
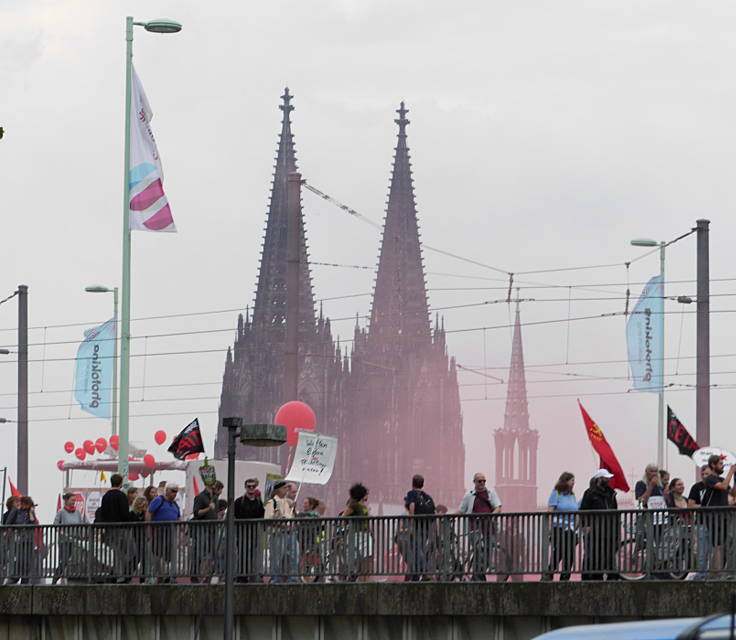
<box><xmin>252</xmin><ymin>88</ymin><xmax>316</xmax><ymax>329</ymax></box>
<box><xmin>368</xmin><ymin>102</ymin><xmax>430</xmax><ymax>350</ymax></box>
<box><xmin>504</xmin><ymin>301</ymin><xmax>530</xmax><ymax>431</ymax></box>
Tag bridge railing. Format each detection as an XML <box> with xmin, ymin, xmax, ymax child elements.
<box><xmin>0</xmin><ymin>507</ymin><xmax>733</xmax><ymax>583</ymax></box>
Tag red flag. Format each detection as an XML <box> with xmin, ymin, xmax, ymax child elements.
<box><xmin>193</xmin><ymin>476</ymin><xmax>200</xmax><ymax>496</ymax></box>
<box><xmin>8</xmin><ymin>478</ymin><xmax>20</xmax><ymax>497</ymax></box>
<box><xmin>56</xmin><ymin>494</ymin><xmax>62</xmax><ymax>512</ymax></box>
<box><xmin>578</xmin><ymin>400</ymin><xmax>630</xmax><ymax>492</ymax></box>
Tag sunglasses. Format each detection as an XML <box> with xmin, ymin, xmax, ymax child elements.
<box><xmin>475</xmin><ymin>479</ymin><xmax>486</xmax><ymax>483</ymax></box>
<box><xmin>246</xmin><ymin>485</ymin><xmax>257</xmax><ymax>489</ymax></box>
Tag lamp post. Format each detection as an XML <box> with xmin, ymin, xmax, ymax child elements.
<box><xmin>630</xmin><ymin>238</ymin><xmax>666</xmax><ymax>468</ymax></box>
<box><xmin>119</xmin><ymin>16</ymin><xmax>181</xmax><ymax>484</ymax></box>
<box><xmin>85</xmin><ymin>286</ymin><xmax>119</xmax><ymax>436</ymax></box>
<box><xmin>222</xmin><ymin>419</ymin><xmax>286</xmax><ymax>640</ymax></box>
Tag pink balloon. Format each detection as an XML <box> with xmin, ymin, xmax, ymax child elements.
<box><xmin>128</xmin><ymin>472</ymin><xmax>139</xmax><ymax>481</ymax></box>
<box><xmin>275</xmin><ymin>401</ymin><xmax>316</xmax><ymax>446</ymax></box>
<box><xmin>154</xmin><ymin>430</ymin><xmax>166</xmax><ymax>446</ymax></box>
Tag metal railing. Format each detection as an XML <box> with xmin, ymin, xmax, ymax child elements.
<box><xmin>1</xmin><ymin>508</ymin><xmax>735</xmax><ymax>584</ymax></box>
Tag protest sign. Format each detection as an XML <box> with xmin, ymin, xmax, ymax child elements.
<box><xmin>285</xmin><ymin>432</ymin><xmax>338</xmax><ymax>485</ymax></box>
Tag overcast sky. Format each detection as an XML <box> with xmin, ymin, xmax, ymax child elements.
<box><xmin>3</xmin><ymin>1</ymin><xmax>736</xmax><ymax>520</ymax></box>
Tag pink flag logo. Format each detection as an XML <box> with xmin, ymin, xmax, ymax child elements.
<box><xmin>128</xmin><ymin>67</ymin><xmax>176</xmax><ymax>233</ymax></box>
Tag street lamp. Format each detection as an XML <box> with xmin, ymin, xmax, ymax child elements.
<box><xmin>85</xmin><ymin>286</ymin><xmax>119</xmax><ymax>436</ymax></box>
<box><xmin>222</xmin><ymin>419</ymin><xmax>286</xmax><ymax>640</ymax></box>
<box><xmin>630</xmin><ymin>238</ymin><xmax>666</xmax><ymax>469</ymax></box>
<box><xmin>0</xmin><ymin>349</ymin><xmax>9</xmax><ymax>355</ymax></box>
<box><xmin>0</xmin><ymin>418</ymin><xmax>10</xmax><ymax>424</ymax></box>
<box><xmin>118</xmin><ymin>16</ymin><xmax>181</xmax><ymax>485</ymax></box>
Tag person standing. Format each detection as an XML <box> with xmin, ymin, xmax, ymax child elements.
<box><xmin>688</xmin><ymin>464</ymin><xmax>712</xmax><ymax>580</ymax></box>
<box><xmin>97</xmin><ymin>474</ymin><xmax>130</xmax><ymax>582</ymax></box>
<box><xmin>543</xmin><ymin>472</ymin><xmax>578</xmax><ymax>581</ymax></box>
<box><xmin>635</xmin><ymin>463</ymin><xmax>667</xmax><ymax>577</ymax></box>
<box><xmin>190</xmin><ymin>480</ymin><xmax>224</xmax><ymax>583</ymax></box>
<box><xmin>703</xmin><ymin>454</ymin><xmax>736</xmax><ymax>578</ymax></box>
<box><xmin>580</xmin><ymin>469</ymin><xmax>619</xmax><ymax>581</ymax></box>
<box><xmin>458</xmin><ymin>472</ymin><xmax>502</xmax><ymax>582</ymax></box>
<box><xmin>146</xmin><ymin>482</ymin><xmax>181</xmax><ymax>583</ymax></box>
<box><xmin>4</xmin><ymin>496</ymin><xmax>39</xmax><ymax>584</ymax></box>
<box><xmin>52</xmin><ymin>493</ymin><xmax>87</xmax><ymax>584</ymax></box>
<box><xmin>234</xmin><ymin>478</ymin><xmax>265</xmax><ymax>583</ymax></box>
<box><xmin>343</xmin><ymin>483</ymin><xmax>373</xmax><ymax>581</ymax></box>
<box><xmin>405</xmin><ymin>474</ymin><xmax>436</xmax><ymax>581</ymax></box>
<box><xmin>265</xmin><ymin>481</ymin><xmax>297</xmax><ymax>582</ymax></box>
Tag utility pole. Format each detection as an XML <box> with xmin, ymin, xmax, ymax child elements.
<box><xmin>285</xmin><ymin>172</ymin><xmax>302</xmax><ymax>401</ymax></box>
<box><xmin>696</xmin><ymin>219</ymin><xmax>710</xmax><ymax>448</ymax></box>
<box><xmin>17</xmin><ymin>285</ymin><xmax>28</xmax><ymax>495</ymax></box>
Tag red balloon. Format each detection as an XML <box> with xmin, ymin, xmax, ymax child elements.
<box><xmin>143</xmin><ymin>454</ymin><xmax>155</xmax><ymax>468</ymax></box>
<box><xmin>184</xmin><ymin>452</ymin><xmax>200</xmax><ymax>461</ymax></box>
<box><xmin>275</xmin><ymin>401</ymin><xmax>317</xmax><ymax>446</ymax></box>
<box><xmin>64</xmin><ymin>441</ymin><xmax>74</xmax><ymax>454</ymax></box>
<box><xmin>128</xmin><ymin>472</ymin><xmax>139</xmax><ymax>481</ymax></box>
<box><xmin>154</xmin><ymin>430</ymin><xmax>166</xmax><ymax>446</ymax></box>
<box><xmin>95</xmin><ymin>437</ymin><xmax>107</xmax><ymax>454</ymax></box>
<box><xmin>83</xmin><ymin>439</ymin><xmax>95</xmax><ymax>455</ymax></box>
<box><xmin>75</xmin><ymin>448</ymin><xmax>86</xmax><ymax>461</ymax></box>
<box><xmin>57</xmin><ymin>460</ymin><xmax>65</xmax><ymax>471</ymax></box>
<box><xmin>110</xmin><ymin>435</ymin><xmax>119</xmax><ymax>451</ymax></box>
<box><xmin>141</xmin><ymin>468</ymin><xmax>150</xmax><ymax>479</ymax></box>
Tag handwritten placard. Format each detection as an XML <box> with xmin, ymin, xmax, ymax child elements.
<box><xmin>285</xmin><ymin>432</ymin><xmax>338</xmax><ymax>485</ymax></box>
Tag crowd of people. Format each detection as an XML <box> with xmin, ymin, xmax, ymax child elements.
<box><xmin>1</xmin><ymin>455</ymin><xmax>735</xmax><ymax>584</ymax></box>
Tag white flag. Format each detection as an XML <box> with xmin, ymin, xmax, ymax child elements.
<box><xmin>128</xmin><ymin>67</ymin><xmax>176</xmax><ymax>232</ymax></box>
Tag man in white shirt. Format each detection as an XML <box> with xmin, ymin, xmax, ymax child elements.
<box><xmin>265</xmin><ymin>481</ymin><xmax>297</xmax><ymax>582</ymax></box>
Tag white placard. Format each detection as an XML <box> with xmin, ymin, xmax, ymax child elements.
<box><xmin>692</xmin><ymin>447</ymin><xmax>736</xmax><ymax>471</ymax></box>
<box><xmin>285</xmin><ymin>432</ymin><xmax>338</xmax><ymax>485</ymax></box>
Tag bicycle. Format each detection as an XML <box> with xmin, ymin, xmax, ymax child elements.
<box><xmin>618</xmin><ymin>515</ymin><xmax>691</xmax><ymax>580</ymax></box>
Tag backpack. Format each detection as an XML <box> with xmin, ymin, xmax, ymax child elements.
<box><xmin>413</xmin><ymin>491</ymin><xmax>435</xmax><ymax>515</ymax></box>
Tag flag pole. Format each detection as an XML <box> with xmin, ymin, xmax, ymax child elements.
<box><xmin>118</xmin><ymin>16</ymin><xmax>134</xmax><ymax>485</ymax></box>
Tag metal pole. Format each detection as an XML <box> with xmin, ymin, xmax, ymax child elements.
<box><xmin>1</xmin><ymin>467</ymin><xmax>6</xmax><ymax>512</ymax></box>
<box><xmin>696</xmin><ymin>219</ymin><xmax>710</xmax><ymax>448</ymax></box>
<box><xmin>118</xmin><ymin>17</ymin><xmax>134</xmax><ymax>485</ymax></box>
<box><xmin>17</xmin><ymin>284</ymin><xmax>28</xmax><ymax>495</ymax></box>
<box><xmin>285</xmin><ymin>172</ymin><xmax>302</xmax><ymax>402</ymax></box>
<box><xmin>112</xmin><ymin>287</ymin><xmax>119</xmax><ymax>437</ymax></box>
<box><xmin>657</xmin><ymin>242</ymin><xmax>665</xmax><ymax>469</ymax></box>
<box><xmin>222</xmin><ymin>417</ymin><xmax>241</xmax><ymax>640</ymax></box>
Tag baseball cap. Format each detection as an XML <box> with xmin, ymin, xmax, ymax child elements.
<box><xmin>592</xmin><ymin>469</ymin><xmax>614</xmax><ymax>479</ymax></box>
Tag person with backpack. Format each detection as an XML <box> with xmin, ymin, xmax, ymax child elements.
<box><xmin>405</xmin><ymin>474</ymin><xmax>435</xmax><ymax>581</ymax></box>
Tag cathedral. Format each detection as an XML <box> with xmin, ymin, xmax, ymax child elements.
<box><xmin>214</xmin><ymin>89</ymin><xmax>466</xmax><ymax>511</ymax></box>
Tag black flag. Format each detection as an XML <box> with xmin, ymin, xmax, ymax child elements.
<box><xmin>168</xmin><ymin>418</ymin><xmax>205</xmax><ymax>460</ymax></box>
<box><xmin>667</xmin><ymin>406</ymin><xmax>699</xmax><ymax>458</ymax></box>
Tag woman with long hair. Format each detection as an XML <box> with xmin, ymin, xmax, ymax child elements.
<box><xmin>543</xmin><ymin>472</ymin><xmax>578</xmax><ymax>581</ymax></box>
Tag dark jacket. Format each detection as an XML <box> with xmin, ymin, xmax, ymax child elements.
<box><xmin>5</xmin><ymin>507</ymin><xmax>35</xmax><ymax>526</ymax></box>
<box><xmin>233</xmin><ymin>495</ymin><xmax>265</xmax><ymax>520</ymax></box>
<box><xmin>97</xmin><ymin>488</ymin><xmax>129</xmax><ymax>523</ymax></box>
<box><xmin>581</xmin><ymin>484</ymin><xmax>618</xmax><ymax>511</ymax></box>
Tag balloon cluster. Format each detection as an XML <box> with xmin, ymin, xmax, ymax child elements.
<box><xmin>58</xmin><ymin>429</ymin><xmax>168</xmax><ymax>471</ymax></box>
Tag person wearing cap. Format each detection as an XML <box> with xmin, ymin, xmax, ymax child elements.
<box><xmin>146</xmin><ymin>482</ymin><xmax>181</xmax><ymax>583</ymax></box>
<box><xmin>265</xmin><ymin>481</ymin><xmax>298</xmax><ymax>582</ymax></box>
<box><xmin>580</xmin><ymin>469</ymin><xmax>620</xmax><ymax>580</ymax></box>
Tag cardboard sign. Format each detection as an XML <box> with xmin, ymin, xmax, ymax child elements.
<box><xmin>692</xmin><ymin>447</ymin><xmax>736</xmax><ymax>471</ymax></box>
<box><xmin>285</xmin><ymin>432</ymin><xmax>338</xmax><ymax>486</ymax></box>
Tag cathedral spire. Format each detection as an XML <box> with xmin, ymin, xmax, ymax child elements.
<box><xmin>503</xmin><ymin>301</ymin><xmax>530</xmax><ymax>431</ymax></box>
<box><xmin>251</xmin><ymin>88</ymin><xmax>316</xmax><ymax>329</ymax></box>
<box><xmin>368</xmin><ymin>101</ymin><xmax>430</xmax><ymax>350</ymax></box>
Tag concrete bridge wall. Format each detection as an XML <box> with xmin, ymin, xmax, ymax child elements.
<box><xmin>0</xmin><ymin>582</ymin><xmax>728</xmax><ymax>639</ymax></box>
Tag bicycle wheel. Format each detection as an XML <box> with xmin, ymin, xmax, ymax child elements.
<box><xmin>618</xmin><ymin>537</ymin><xmax>645</xmax><ymax>580</ymax></box>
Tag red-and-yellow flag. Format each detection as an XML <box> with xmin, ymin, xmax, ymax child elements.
<box><xmin>578</xmin><ymin>400</ymin><xmax>630</xmax><ymax>492</ymax></box>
